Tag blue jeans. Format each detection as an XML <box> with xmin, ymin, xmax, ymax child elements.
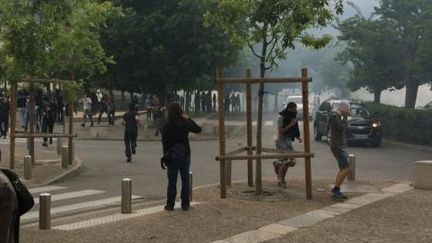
<box><xmin>166</xmin><ymin>157</ymin><xmax>190</xmax><ymax>208</ymax></box>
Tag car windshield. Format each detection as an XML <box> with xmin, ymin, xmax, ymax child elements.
<box><xmin>350</xmin><ymin>104</ymin><xmax>370</xmax><ymax>117</ymax></box>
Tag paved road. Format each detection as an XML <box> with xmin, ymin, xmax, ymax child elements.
<box><xmin>20</xmin><ymin>119</ymin><xmax>431</xmax><ymax>224</ymax></box>
<box><xmin>54</xmin><ymin>121</ymin><xmax>430</xmax><ymax>199</ymax></box>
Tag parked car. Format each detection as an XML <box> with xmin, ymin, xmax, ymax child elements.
<box><xmin>313</xmin><ymin>99</ymin><xmax>382</xmax><ymax>147</ymax></box>
<box><xmin>282</xmin><ymin>95</ymin><xmax>311</xmax><ymax>119</ymax></box>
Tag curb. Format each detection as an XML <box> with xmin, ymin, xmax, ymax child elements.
<box><xmin>28</xmin><ymin>157</ymin><xmax>85</xmax><ymax>187</ymax></box>
<box><xmin>383</xmin><ymin>139</ymin><xmax>432</xmax><ymax>153</ymax></box>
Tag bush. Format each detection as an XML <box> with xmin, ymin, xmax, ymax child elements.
<box><xmin>364</xmin><ymin>102</ymin><xmax>432</xmax><ymax>145</ymax></box>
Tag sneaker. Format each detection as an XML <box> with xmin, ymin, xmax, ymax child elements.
<box><xmin>126</xmin><ymin>156</ymin><xmax>131</xmax><ymax>162</ymax></box>
<box><xmin>164</xmin><ymin>205</ymin><xmax>174</xmax><ymax>211</ymax></box>
<box><xmin>331</xmin><ymin>190</ymin><xmax>347</xmax><ymax>200</ymax></box>
<box><xmin>131</xmin><ymin>147</ymin><xmax>136</xmax><ymax>155</ymax></box>
<box><xmin>42</xmin><ymin>142</ymin><xmax>48</xmax><ymax>147</ymax></box>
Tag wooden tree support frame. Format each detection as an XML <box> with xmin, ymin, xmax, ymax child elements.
<box><xmin>216</xmin><ymin>68</ymin><xmax>313</xmax><ymax>200</ymax></box>
<box><xmin>8</xmin><ymin>79</ymin><xmax>76</xmax><ymax>169</ymax></box>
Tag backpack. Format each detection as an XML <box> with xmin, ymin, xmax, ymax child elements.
<box><xmin>1</xmin><ymin>169</ymin><xmax>34</xmax><ymax>216</ymax></box>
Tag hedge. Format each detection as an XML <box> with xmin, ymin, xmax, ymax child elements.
<box><xmin>364</xmin><ymin>102</ymin><xmax>432</xmax><ymax>145</ymax></box>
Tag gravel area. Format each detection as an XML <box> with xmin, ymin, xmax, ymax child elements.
<box><xmin>18</xmin><ymin>179</ymin><xmax>398</xmax><ymax>243</ymax></box>
<box><xmin>267</xmin><ymin>188</ymin><xmax>432</xmax><ymax>243</ymax></box>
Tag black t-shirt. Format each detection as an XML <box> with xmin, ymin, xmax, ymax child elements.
<box><xmin>123</xmin><ymin>111</ymin><xmax>138</xmax><ymax>129</ymax></box>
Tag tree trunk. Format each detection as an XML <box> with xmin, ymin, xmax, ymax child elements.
<box><xmin>373</xmin><ymin>90</ymin><xmax>381</xmax><ymax>103</ymax></box>
<box><xmin>404</xmin><ymin>80</ymin><xmax>419</xmax><ymax>109</ymax></box>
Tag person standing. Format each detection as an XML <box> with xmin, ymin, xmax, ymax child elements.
<box><xmin>272</xmin><ymin>102</ymin><xmax>302</xmax><ymax>188</ymax></box>
<box><xmin>122</xmin><ymin>103</ymin><xmax>141</xmax><ymax>162</ymax></box>
<box><xmin>0</xmin><ymin>97</ymin><xmax>10</xmax><ymax>138</ymax></box>
<box><xmin>329</xmin><ymin>101</ymin><xmax>352</xmax><ymax>200</ymax></box>
<box><xmin>41</xmin><ymin>97</ymin><xmax>56</xmax><ymax>147</ymax></box>
<box><xmin>152</xmin><ymin>96</ymin><xmax>165</xmax><ymax>137</ymax></box>
<box><xmin>161</xmin><ymin>103</ymin><xmax>201</xmax><ymax>211</ymax></box>
<box><xmin>81</xmin><ymin>94</ymin><xmax>93</xmax><ymax>127</ymax></box>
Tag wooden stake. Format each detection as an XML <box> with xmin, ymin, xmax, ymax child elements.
<box><xmin>68</xmin><ymin>102</ymin><xmax>73</xmax><ymax>165</ymax></box>
<box><xmin>29</xmin><ymin>82</ymin><xmax>35</xmax><ymax>166</ymax></box>
<box><xmin>255</xmin><ymin>79</ymin><xmax>264</xmax><ymax>195</ymax></box>
<box><xmin>216</xmin><ymin>67</ymin><xmax>227</xmax><ymax>198</ymax></box>
<box><xmin>302</xmin><ymin>68</ymin><xmax>313</xmax><ymax>200</ymax></box>
<box><xmin>9</xmin><ymin>81</ymin><xmax>17</xmax><ymax>169</ymax></box>
<box><xmin>246</xmin><ymin>69</ymin><xmax>253</xmax><ymax>186</ymax></box>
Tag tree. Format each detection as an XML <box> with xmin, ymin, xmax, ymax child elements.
<box><xmin>207</xmin><ymin>0</ymin><xmax>344</xmax><ymax>193</ymax></box>
<box><xmin>98</xmin><ymin>0</ymin><xmax>239</xmax><ymax>97</ymax></box>
<box><xmin>0</xmin><ymin>0</ymin><xmax>120</xmax><ymax>83</ymax></box>
<box><xmin>337</xmin><ymin>14</ymin><xmax>403</xmax><ymax>103</ymax></box>
<box><xmin>375</xmin><ymin>0</ymin><xmax>432</xmax><ymax>108</ymax></box>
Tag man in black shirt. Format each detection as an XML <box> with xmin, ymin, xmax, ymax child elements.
<box><xmin>122</xmin><ymin>103</ymin><xmax>141</xmax><ymax>162</ymax></box>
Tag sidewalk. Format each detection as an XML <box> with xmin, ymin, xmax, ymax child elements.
<box><xmin>19</xmin><ymin>179</ymin><xmax>432</xmax><ymax>243</ymax></box>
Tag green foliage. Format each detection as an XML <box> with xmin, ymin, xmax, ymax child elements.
<box><xmin>206</xmin><ymin>0</ymin><xmax>344</xmax><ymax>76</ymax></box>
<box><xmin>337</xmin><ymin>13</ymin><xmax>404</xmax><ymax>101</ymax></box>
<box><xmin>0</xmin><ymin>0</ymin><xmax>120</xmax><ymax>82</ymax></box>
<box><xmin>365</xmin><ymin>102</ymin><xmax>432</xmax><ymax>145</ymax></box>
<box><xmin>374</xmin><ymin>0</ymin><xmax>432</xmax><ymax>108</ymax></box>
<box><xmin>62</xmin><ymin>81</ymin><xmax>84</xmax><ymax>103</ymax></box>
<box><xmin>98</xmin><ymin>0</ymin><xmax>239</xmax><ymax>94</ymax></box>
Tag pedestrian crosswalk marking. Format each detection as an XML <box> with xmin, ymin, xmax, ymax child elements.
<box><xmin>29</xmin><ymin>186</ymin><xmax>67</xmax><ymax>194</ymax></box>
<box><xmin>53</xmin><ymin>202</ymin><xmax>204</xmax><ymax>231</ymax></box>
<box><xmin>33</xmin><ymin>190</ymin><xmax>105</xmax><ymax>205</ymax></box>
<box><xmin>22</xmin><ymin>195</ymin><xmax>143</xmax><ymax>221</ymax></box>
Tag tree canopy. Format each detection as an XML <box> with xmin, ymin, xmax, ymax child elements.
<box><xmin>98</xmin><ymin>0</ymin><xmax>239</xmax><ymax>96</ymax></box>
<box><xmin>0</xmin><ymin>0</ymin><xmax>119</xmax><ymax>84</ymax></box>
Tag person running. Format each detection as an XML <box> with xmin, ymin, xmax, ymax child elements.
<box><xmin>122</xmin><ymin>103</ymin><xmax>141</xmax><ymax>162</ymax></box>
<box><xmin>161</xmin><ymin>103</ymin><xmax>201</xmax><ymax>211</ymax></box>
<box><xmin>329</xmin><ymin>100</ymin><xmax>352</xmax><ymax>200</ymax></box>
<box><xmin>273</xmin><ymin>102</ymin><xmax>302</xmax><ymax>188</ymax></box>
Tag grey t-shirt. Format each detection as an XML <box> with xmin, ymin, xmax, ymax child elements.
<box><xmin>328</xmin><ymin>111</ymin><xmax>347</xmax><ymax>148</ymax></box>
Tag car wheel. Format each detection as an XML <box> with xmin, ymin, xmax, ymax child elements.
<box><xmin>314</xmin><ymin>125</ymin><xmax>322</xmax><ymax>141</ymax></box>
<box><xmin>371</xmin><ymin>136</ymin><xmax>382</xmax><ymax>147</ymax></box>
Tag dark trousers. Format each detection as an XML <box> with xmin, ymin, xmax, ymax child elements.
<box><xmin>166</xmin><ymin>158</ymin><xmax>190</xmax><ymax>208</ymax></box>
<box><xmin>0</xmin><ymin>118</ymin><xmax>8</xmax><ymax>137</ymax></box>
<box><xmin>124</xmin><ymin>128</ymin><xmax>137</xmax><ymax>157</ymax></box>
<box><xmin>42</xmin><ymin>120</ymin><xmax>54</xmax><ymax>143</ymax></box>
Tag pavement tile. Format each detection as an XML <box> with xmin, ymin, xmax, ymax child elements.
<box><xmin>258</xmin><ymin>223</ymin><xmax>297</xmax><ymax>235</ymax></box>
<box><xmin>224</xmin><ymin>229</ymin><xmax>280</xmax><ymax>243</ymax></box>
<box><xmin>381</xmin><ymin>183</ymin><xmax>413</xmax><ymax>194</ymax></box>
<box><xmin>278</xmin><ymin>212</ymin><xmax>330</xmax><ymax>229</ymax></box>
<box><xmin>321</xmin><ymin>205</ymin><xmax>352</xmax><ymax>215</ymax></box>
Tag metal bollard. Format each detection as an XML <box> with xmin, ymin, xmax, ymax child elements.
<box><xmin>189</xmin><ymin>171</ymin><xmax>193</xmax><ymax>202</ymax></box>
<box><xmin>39</xmin><ymin>193</ymin><xmax>51</xmax><ymax>230</ymax></box>
<box><xmin>348</xmin><ymin>154</ymin><xmax>356</xmax><ymax>181</ymax></box>
<box><xmin>144</xmin><ymin>125</ymin><xmax>148</xmax><ymax>137</ymax></box>
<box><xmin>24</xmin><ymin>155</ymin><xmax>32</xmax><ymax>180</ymax></box>
<box><xmin>69</xmin><ymin>140</ymin><xmax>75</xmax><ymax>166</ymax></box>
<box><xmin>121</xmin><ymin>178</ymin><xmax>132</xmax><ymax>214</ymax></box>
<box><xmin>56</xmin><ymin>137</ymin><xmax>63</xmax><ymax>155</ymax></box>
<box><xmin>61</xmin><ymin>146</ymin><xmax>69</xmax><ymax>169</ymax></box>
